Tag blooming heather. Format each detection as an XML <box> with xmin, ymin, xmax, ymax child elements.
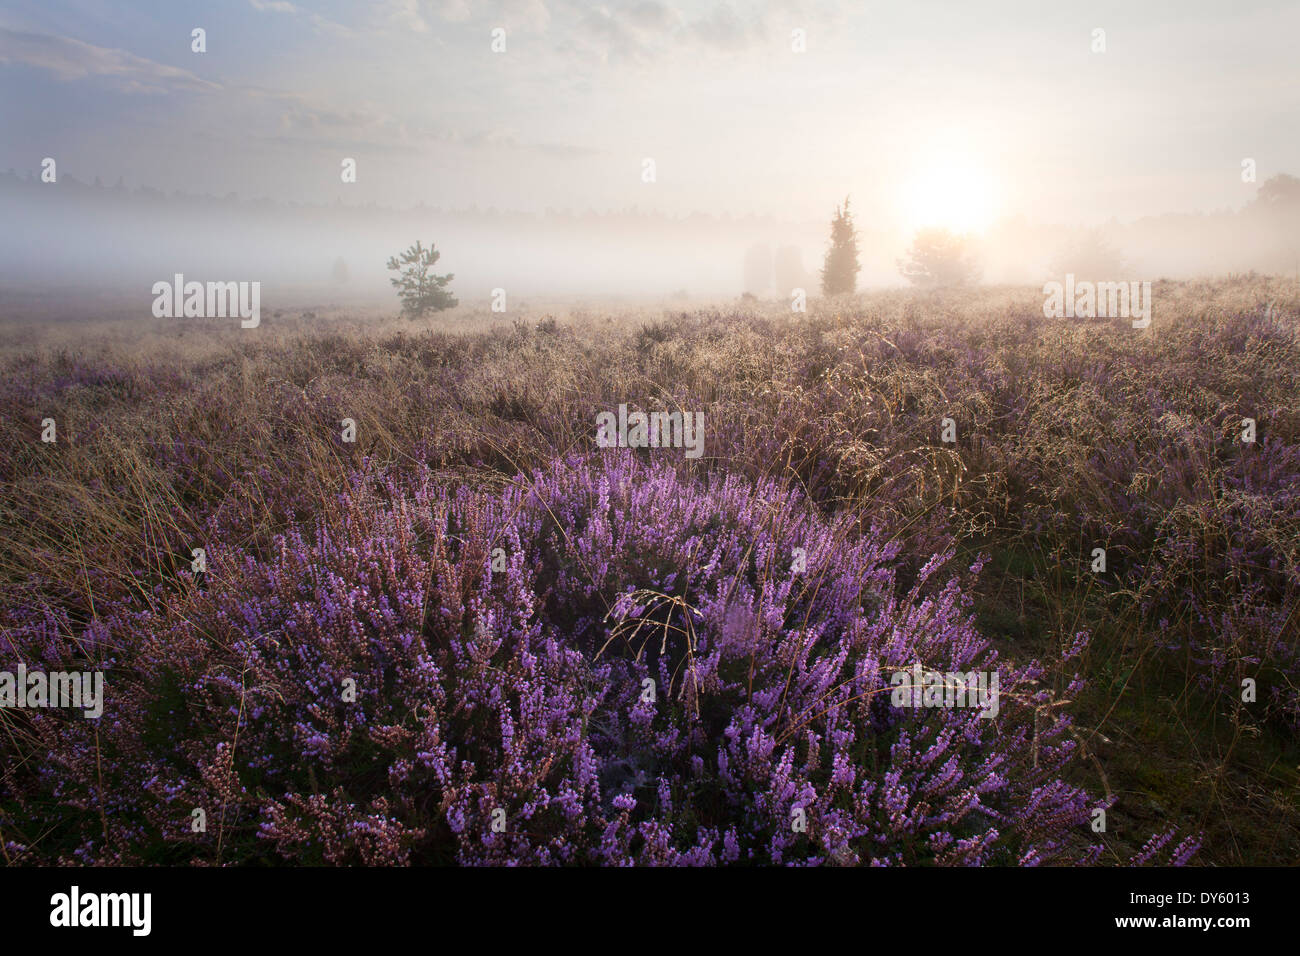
<box><xmin>3</xmin><ymin>451</ymin><xmax>1195</xmax><ymax>865</ymax></box>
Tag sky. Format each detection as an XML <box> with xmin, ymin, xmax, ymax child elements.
<box><xmin>3</xmin><ymin>0</ymin><xmax>1298</xmax><ymax>234</ymax></box>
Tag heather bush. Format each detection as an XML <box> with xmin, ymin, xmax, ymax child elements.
<box><xmin>3</xmin><ymin>452</ymin><xmax>1197</xmax><ymax>865</ymax></box>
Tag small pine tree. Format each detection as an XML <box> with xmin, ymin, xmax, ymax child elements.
<box><xmin>821</xmin><ymin>197</ymin><xmax>861</xmax><ymax>297</ymax></box>
<box><xmin>386</xmin><ymin>240</ymin><xmax>457</xmax><ymax>318</ymax></box>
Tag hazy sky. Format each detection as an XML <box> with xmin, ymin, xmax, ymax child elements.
<box><xmin>2</xmin><ymin>0</ymin><xmax>1298</xmax><ymax>232</ymax></box>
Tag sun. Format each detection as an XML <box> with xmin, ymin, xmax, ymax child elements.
<box><xmin>899</xmin><ymin>160</ymin><xmax>999</xmax><ymax>236</ymax></box>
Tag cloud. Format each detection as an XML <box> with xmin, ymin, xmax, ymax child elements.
<box><xmin>385</xmin><ymin>0</ymin><xmax>433</xmax><ymax>34</ymax></box>
<box><xmin>572</xmin><ymin>4</ymin><xmax>683</xmax><ymax>64</ymax></box>
<box><xmin>499</xmin><ymin>0</ymin><xmax>552</xmax><ymax>31</ymax></box>
<box><xmin>236</xmin><ymin>86</ymin><xmax>401</xmax><ymax>137</ymax></box>
<box><xmin>439</xmin><ymin>0</ymin><xmax>474</xmax><ymax>22</ymax></box>
<box><xmin>0</xmin><ymin>27</ymin><xmax>222</xmax><ymax>93</ymax></box>
<box><xmin>381</xmin><ymin>0</ymin><xmax>548</xmax><ymax>34</ymax></box>
<box><xmin>247</xmin><ymin>0</ymin><xmax>354</xmax><ymax>36</ymax></box>
<box><xmin>688</xmin><ymin>2</ymin><xmax>767</xmax><ymax>52</ymax></box>
<box><xmin>235</xmin><ymin>86</ymin><xmax>598</xmax><ymax>159</ymax></box>
<box><xmin>626</xmin><ymin>1</ymin><xmax>679</xmax><ymax>32</ymax></box>
<box><xmin>460</xmin><ymin>129</ymin><xmax>599</xmax><ymax>157</ymax></box>
<box><xmin>248</xmin><ymin>0</ymin><xmax>302</xmax><ymax>12</ymax></box>
<box><xmin>568</xmin><ymin>1</ymin><xmax>778</xmax><ymax>64</ymax></box>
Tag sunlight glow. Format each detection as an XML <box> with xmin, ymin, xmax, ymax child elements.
<box><xmin>899</xmin><ymin>160</ymin><xmax>1000</xmax><ymax>236</ymax></box>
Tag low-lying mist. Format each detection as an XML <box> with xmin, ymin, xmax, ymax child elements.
<box><xmin>4</xmin><ymin>170</ymin><xmax>1299</xmax><ymax>318</ymax></box>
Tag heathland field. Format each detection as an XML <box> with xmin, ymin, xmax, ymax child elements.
<box><xmin>2</xmin><ymin>277</ymin><xmax>1297</xmax><ymax>865</ymax></box>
